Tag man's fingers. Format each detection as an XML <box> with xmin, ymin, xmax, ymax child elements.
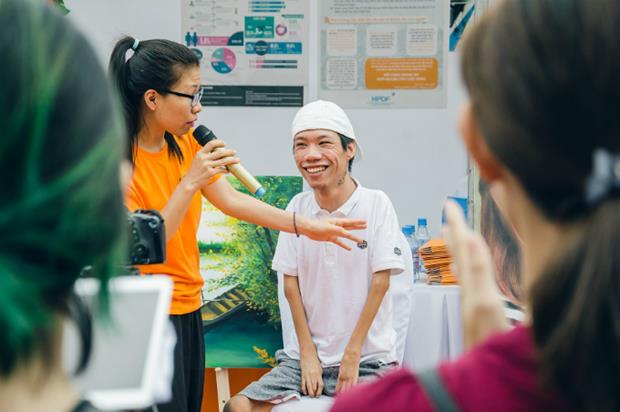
<box><xmin>309</xmin><ymin>377</ymin><xmax>319</xmax><ymax>397</ymax></box>
<box><xmin>336</xmin><ymin>379</ymin><xmax>351</xmax><ymax>393</ymax></box>
<box><xmin>332</xmin><ymin>238</ymin><xmax>352</xmax><ymax>251</ymax></box>
<box><xmin>314</xmin><ymin>378</ymin><xmax>322</xmax><ymax>397</ymax></box>
<box><xmin>301</xmin><ymin>376</ymin><xmax>307</xmax><ymax>395</ymax></box>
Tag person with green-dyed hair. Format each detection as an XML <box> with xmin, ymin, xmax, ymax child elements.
<box><xmin>0</xmin><ymin>0</ymin><xmax>127</xmax><ymax>410</ymax></box>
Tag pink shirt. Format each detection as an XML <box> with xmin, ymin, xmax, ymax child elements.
<box><xmin>331</xmin><ymin>326</ymin><xmax>568</xmax><ymax>412</ymax></box>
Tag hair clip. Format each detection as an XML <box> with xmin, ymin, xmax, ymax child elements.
<box><xmin>585</xmin><ymin>148</ymin><xmax>620</xmax><ymax>205</ymax></box>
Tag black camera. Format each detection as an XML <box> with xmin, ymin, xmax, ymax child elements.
<box><xmin>128</xmin><ymin>209</ymin><xmax>166</xmax><ymax>265</ymax></box>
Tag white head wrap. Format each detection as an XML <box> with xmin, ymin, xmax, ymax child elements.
<box><xmin>291</xmin><ymin>100</ymin><xmax>363</xmax><ymax>161</ymax></box>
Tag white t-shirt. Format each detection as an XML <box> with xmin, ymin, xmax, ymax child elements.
<box><xmin>272</xmin><ymin>181</ymin><xmax>405</xmax><ymax>367</ymax></box>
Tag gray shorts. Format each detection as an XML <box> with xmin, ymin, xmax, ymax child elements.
<box><xmin>239</xmin><ymin>350</ymin><xmax>396</xmax><ymax>403</ymax></box>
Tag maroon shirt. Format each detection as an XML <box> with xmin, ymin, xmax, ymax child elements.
<box><xmin>331</xmin><ymin>326</ymin><xmax>568</xmax><ymax>412</ymax></box>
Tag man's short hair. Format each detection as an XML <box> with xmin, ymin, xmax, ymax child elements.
<box><xmin>338</xmin><ymin>133</ymin><xmax>355</xmax><ymax>172</ymax></box>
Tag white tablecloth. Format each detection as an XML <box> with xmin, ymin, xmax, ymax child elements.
<box><xmin>402</xmin><ymin>283</ymin><xmax>463</xmax><ymax>371</ymax></box>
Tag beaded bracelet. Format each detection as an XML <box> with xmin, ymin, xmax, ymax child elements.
<box><xmin>293</xmin><ymin>211</ymin><xmax>300</xmax><ymax>238</ymax></box>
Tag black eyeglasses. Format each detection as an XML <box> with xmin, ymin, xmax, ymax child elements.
<box><xmin>162</xmin><ymin>87</ymin><xmax>204</xmax><ymax>107</ymax></box>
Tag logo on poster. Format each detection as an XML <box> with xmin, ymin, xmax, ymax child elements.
<box><xmin>370</xmin><ymin>92</ymin><xmax>396</xmax><ymax>106</ymax></box>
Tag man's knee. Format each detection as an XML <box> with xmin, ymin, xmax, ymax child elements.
<box><xmin>225</xmin><ymin>395</ymin><xmax>274</xmax><ymax>412</ymax></box>
<box><xmin>224</xmin><ymin>395</ymin><xmax>251</xmax><ymax>412</ymax></box>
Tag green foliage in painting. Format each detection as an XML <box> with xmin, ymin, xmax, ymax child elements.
<box><xmin>253</xmin><ymin>346</ymin><xmax>277</xmax><ymax>367</ymax></box>
<box><xmin>214</xmin><ymin>176</ymin><xmax>302</xmax><ymax>328</ymax></box>
<box><xmin>198</xmin><ymin>240</ymin><xmax>236</xmax><ymax>255</ymax></box>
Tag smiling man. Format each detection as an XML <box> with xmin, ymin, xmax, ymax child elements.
<box><xmin>225</xmin><ymin>100</ymin><xmax>406</xmax><ymax>411</ymax></box>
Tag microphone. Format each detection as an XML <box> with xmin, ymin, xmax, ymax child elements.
<box><xmin>193</xmin><ymin>125</ymin><xmax>265</xmax><ymax>197</ymax></box>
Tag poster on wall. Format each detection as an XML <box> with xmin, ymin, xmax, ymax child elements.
<box><xmin>318</xmin><ymin>0</ymin><xmax>447</xmax><ymax>109</ymax></box>
<box><xmin>199</xmin><ymin>176</ymin><xmax>302</xmax><ymax>368</ymax></box>
<box><xmin>181</xmin><ymin>0</ymin><xmax>309</xmax><ymax>107</ymax></box>
<box><xmin>449</xmin><ymin>0</ymin><xmax>476</xmax><ymax>51</ymax></box>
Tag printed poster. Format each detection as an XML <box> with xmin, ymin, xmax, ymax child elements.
<box><xmin>450</xmin><ymin>0</ymin><xmax>476</xmax><ymax>51</ymax></box>
<box><xmin>181</xmin><ymin>0</ymin><xmax>309</xmax><ymax>107</ymax></box>
<box><xmin>319</xmin><ymin>0</ymin><xmax>447</xmax><ymax>108</ymax></box>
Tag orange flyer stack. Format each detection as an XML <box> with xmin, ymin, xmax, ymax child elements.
<box><xmin>419</xmin><ymin>239</ymin><xmax>457</xmax><ymax>285</ymax></box>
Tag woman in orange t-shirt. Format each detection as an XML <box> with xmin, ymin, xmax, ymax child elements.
<box><xmin>108</xmin><ymin>37</ymin><xmax>365</xmax><ymax>412</ymax></box>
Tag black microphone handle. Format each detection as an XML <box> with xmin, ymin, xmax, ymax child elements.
<box><xmin>191</xmin><ymin>125</ymin><xmax>265</xmax><ymax>197</ymax></box>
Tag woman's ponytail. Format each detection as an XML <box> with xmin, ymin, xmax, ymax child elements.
<box><xmin>531</xmin><ymin>199</ymin><xmax>620</xmax><ymax>411</ymax></box>
<box><xmin>460</xmin><ymin>0</ymin><xmax>620</xmax><ymax>409</ymax></box>
<box><xmin>108</xmin><ymin>36</ymin><xmax>139</xmax><ymax>163</ymax></box>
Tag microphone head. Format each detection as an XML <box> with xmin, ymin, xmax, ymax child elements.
<box><xmin>193</xmin><ymin>125</ymin><xmax>216</xmax><ymax>146</ymax></box>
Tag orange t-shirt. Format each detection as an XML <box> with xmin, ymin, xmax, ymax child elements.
<box><xmin>126</xmin><ymin>133</ymin><xmax>216</xmax><ymax>315</ymax></box>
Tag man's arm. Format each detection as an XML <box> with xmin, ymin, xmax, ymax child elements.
<box><xmin>337</xmin><ymin>269</ymin><xmax>391</xmax><ymax>393</ymax></box>
<box><xmin>283</xmin><ymin>274</ymin><xmax>324</xmax><ymax>398</ymax></box>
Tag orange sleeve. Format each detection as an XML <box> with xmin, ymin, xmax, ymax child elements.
<box><xmin>125</xmin><ymin>185</ymin><xmax>143</xmax><ymax>212</ymax></box>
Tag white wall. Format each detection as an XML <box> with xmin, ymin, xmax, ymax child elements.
<box><xmin>68</xmin><ymin>0</ymin><xmax>468</xmax><ymax>236</ymax></box>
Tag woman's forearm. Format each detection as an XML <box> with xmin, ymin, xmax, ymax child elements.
<box><xmin>203</xmin><ymin>177</ymin><xmax>298</xmax><ymax>233</ymax></box>
<box><xmin>160</xmin><ymin>181</ymin><xmax>196</xmax><ymax>242</ymax></box>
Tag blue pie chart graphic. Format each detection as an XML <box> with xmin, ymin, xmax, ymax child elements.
<box><xmin>211</xmin><ymin>48</ymin><xmax>236</xmax><ymax>74</ymax></box>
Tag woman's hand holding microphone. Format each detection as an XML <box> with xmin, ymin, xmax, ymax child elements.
<box><xmin>182</xmin><ymin>139</ymin><xmax>239</xmax><ymax>193</ymax></box>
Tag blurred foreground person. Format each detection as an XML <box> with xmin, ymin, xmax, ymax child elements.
<box><xmin>332</xmin><ymin>0</ymin><xmax>620</xmax><ymax>411</ymax></box>
<box><xmin>0</xmin><ymin>0</ymin><xmax>128</xmax><ymax>411</ymax></box>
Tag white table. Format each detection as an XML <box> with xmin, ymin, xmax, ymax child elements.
<box><xmin>402</xmin><ymin>283</ymin><xmax>463</xmax><ymax>371</ymax></box>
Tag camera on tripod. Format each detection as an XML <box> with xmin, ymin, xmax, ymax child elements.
<box><xmin>128</xmin><ymin>209</ymin><xmax>166</xmax><ymax>265</ymax></box>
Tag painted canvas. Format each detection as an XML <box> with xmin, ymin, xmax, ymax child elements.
<box><xmin>199</xmin><ymin>176</ymin><xmax>303</xmax><ymax>368</ymax></box>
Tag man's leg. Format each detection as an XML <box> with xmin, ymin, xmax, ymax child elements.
<box><xmin>357</xmin><ymin>358</ymin><xmax>397</xmax><ymax>383</ymax></box>
<box><xmin>321</xmin><ymin>359</ymin><xmax>396</xmax><ymax>398</ymax></box>
<box><xmin>224</xmin><ymin>395</ymin><xmax>274</xmax><ymax>412</ymax></box>
<box><xmin>224</xmin><ymin>351</ymin><xmax>303</xmax><ymax>411</ymax></box>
